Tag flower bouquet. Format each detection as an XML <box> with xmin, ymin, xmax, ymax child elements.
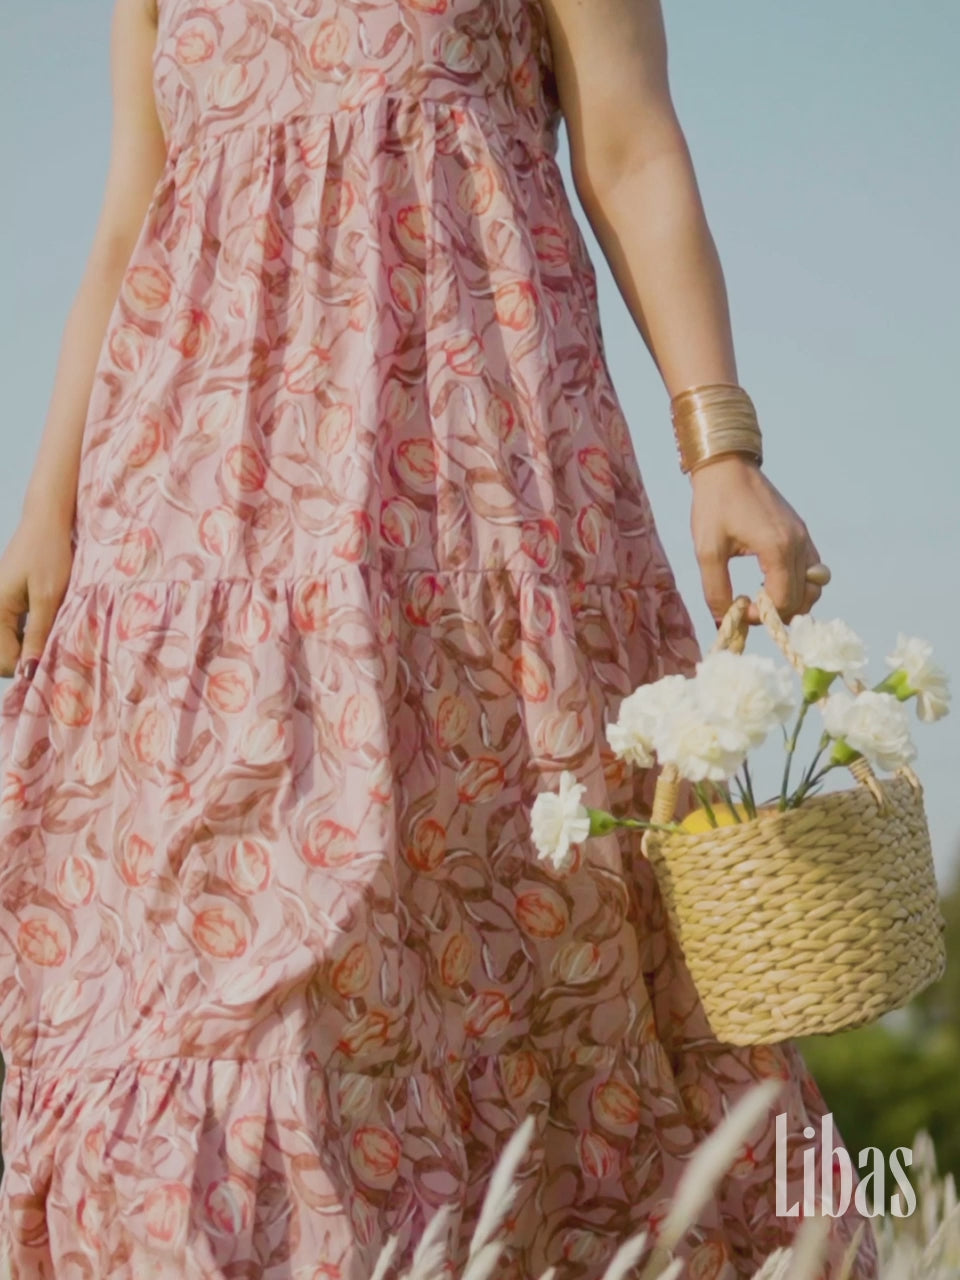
<box><xmin>531</xmin><ymin>590</ymin><xmax>949</xmax><ymax>1045</ymax></box>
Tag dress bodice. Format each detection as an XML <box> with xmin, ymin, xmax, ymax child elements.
<box><xmin>153</xmin><ymin>0</ymin><xmax>562</xmax><ymax>160</ymax></box>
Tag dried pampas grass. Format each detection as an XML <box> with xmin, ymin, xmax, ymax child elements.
<box><xmin>371</xmin><ymin>1079</ymin><xmax>960</xmax><ymax>1280</ymax></box>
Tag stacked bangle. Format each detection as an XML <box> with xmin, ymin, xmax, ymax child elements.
<box><xmin>670</xmin><ymin>382</ymin><xmax>764</xmax><ymax>475</ymax></box>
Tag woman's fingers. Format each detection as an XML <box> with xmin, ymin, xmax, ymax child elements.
<box><xmin>17</xmin><ymin>585</ymin><xmax>66</xmax><ymax>677</ymax></box>
<box><xmin>752</xmin><ymin>524</ymin><xmax>826</xmax><ymax>623</ymax></box>
<box><xmin>756</xmin><ymin>530</ymin><xmax>801</xmax><ymax>621</ymax></box>
<box><xmin>689</xmin><ymin>460</ymin><xmax>830</xmax><ymax>626</ymax></box>
<box><xmin>696</xmin><ymin>542</ymin><xmax>735</xmax><ymax>626</ymax></box>
<box><xmin>701</xmin><ymin>532</ymin><xmax>821</xmax><ymax>627</ymax></box>
<box><xmin>0</xmin><ymin>601</ymin><xmax>24</xmax><ymax>679</ymax></box>
<box><xmin>0</xmin><ymin>527</ymin><xmax>75</xmax><ymax>680</ymax></box>
<box><xmin>797</xmin><ymin>537</ymin><xmax>826</xmax><ymax>616</ymax></box>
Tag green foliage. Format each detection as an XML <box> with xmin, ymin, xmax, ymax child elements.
<box><xmin>798</xmin><ymin>1021</ymin><xmax>960</xmax><ymax>1182</ymax></box>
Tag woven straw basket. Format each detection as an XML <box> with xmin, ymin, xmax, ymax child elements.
<box><xmin>640</xmin><ymin>590</ymin><xmax>947</xmax><ymax>1046</ymax></box>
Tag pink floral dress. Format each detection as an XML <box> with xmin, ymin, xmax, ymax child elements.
<box><xmin>0</xmin><ymin>2</ymin><xmax>879</xmax><ymax>1277</ymax></box>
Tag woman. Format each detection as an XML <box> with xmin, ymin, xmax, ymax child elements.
<box><xmin>0</xmin><ymin>0</ymin><xmax>877</xmax><ymax>1277</ymax></box>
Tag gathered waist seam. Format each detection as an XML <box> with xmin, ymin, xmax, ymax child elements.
<box><xmin>163</xmin><ymin>86</ymin><xmax>557</xmax><ymax>166</ymax></box>
<box><xmin>1</xmin><ymin>1040</ymin><xmax>640</xmax><ymax>1079</ymax></box>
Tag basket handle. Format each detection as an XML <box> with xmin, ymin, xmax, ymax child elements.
<box><xmin>645</xmin><ymin>590</ymin><xmax>886</xmax><ymax>831</ymax></box>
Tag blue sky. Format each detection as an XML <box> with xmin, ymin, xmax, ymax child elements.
<box><xmin>1</xmin><ymin>1</ymin><xmax>957</xmax><ymax>881</ymax></box>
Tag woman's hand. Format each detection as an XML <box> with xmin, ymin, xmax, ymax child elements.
<box><xmin>0</xmin><ymin>516</ymin><xmax>75</xmax><ymax>679</ymax></box>
<box><xmin>689</xmin><ymin>454</ymin><xmax>824</xmax><ymax>626</ymax></box>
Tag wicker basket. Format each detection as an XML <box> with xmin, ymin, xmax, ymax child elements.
<box><xmin>640</xmin><ymin>591</ymin><xmax>947</xmax><ymax>1046</ymax></box>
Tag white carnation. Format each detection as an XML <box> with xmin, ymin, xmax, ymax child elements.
<box><xmin>886</xmin><ymin>634</ymin><xmax>951</xmax><ymax>723</ymax></box>
<box><xmin>605</xmin><ymin>673</ymin><xmax>694</xmax><ymax>768</ymax></box>
<box><xmin>530</xmin><ymin>770</ymin><xmax>591</xmax><ymax>871</ymax></box>
<box><xmin>821</xmin><ymin>689</ymin><xmax>917</xmax><ymax>772</ymax></box>
<box><xmin>788</xmin><ymin>615</ymin><xmax>868</xmax><ymax>681</ymax></box>
<box><xmin>693</xmin><ymin>650</ymin><xmax>799</xmax><ymax>749</ymax></box>
<box><xmin>652</xmin><ymin>700</ymin><xmax>751</xmax><ymax>784</ymax></box>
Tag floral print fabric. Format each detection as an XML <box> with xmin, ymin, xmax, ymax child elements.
<box><xmin>0</xmin><ymin>1</ymin><xmax>878</xmax><ymax>1276</ymax></box>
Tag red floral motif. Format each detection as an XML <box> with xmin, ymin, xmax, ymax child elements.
<box><xmin>192</xmin><ymin>902</ymin><xmax>251</xmax><ymax>959</ymax></box>
<box><xmin>395</xmin><ymin>204</ymin><xmax>427</xmax><ymax>259</ymax></box>
<box><xmin>50</xmin><ymin>674</ymin><xmax>94</xmax><ymax>727</ymax></box>
<box><xmin>688</xmin><ymin>1241</ymin><xmax>733</xmax><ymax>1280</ymax></box>
<box><xmin>308</xmin><ymin>19</ymin><xmax>350</xmax><ymax>70</ymax></box>
<box><xmin>456</xmin><ymin>756</ymin><xmax>505</xmax><ymax>803</ymax></box>
<box><xmin>205</xmin><ymin>668</ymin><xmax>253</xmax><ymax>715</ymax></box>
<box><xmin>332</xmin><ymin>509</ymin><xmax>372</xmax><ymax>563</ymax></box>
<box><xmin>591</xmin><ymin>1079</ymin><xmax>642</xmax><ymax>1133</ymax></box>
<box><xmin>316</xmin><ymin>403</ymin><xmax>354</xmax><ymax>454</ymax></box>
<box><xmin>349</xmin><ymin>1126</ymin><xmax>402</xmax><ymax>1189</ymax></box>
<box><xmin>54</xmin><ymin>856</ymin><xmax>97</xmax><ymax>909</ymax></box>
<box><xmin>578</xmin><ymin>1130</ymin><xmax>619</xmax><ymax>1181</ymax></box>
<box><xmin>121</xmin><ymin>410</ymin><xmax>163</xmax><ymax>466</ymax></box>
<box><xmin>439</xmin><ymin>932</ymin><xmax>472</xmax><ymax>986</ymax></box>
<box><xmin>494</xmin><ymin>279</ymin><xmax>539</xmax><ymax>332</ymax></box>
<box><xmin>464</xmin><ymin>990</ymin><xmax>511</xmax><ymax>1038</ymax></box>
<box><xmin>380</xmin><ymin>496</ymin><xmax>421</xmax><ymax>548</ymax></box>
<box><xmin>520</xmin><ymin>516</ymin><xmax>561</xmax><ymax>570</ymax></box>
<box><xmin>204</xmin><ymin>1178</ymin><xmax>251</xmax><ymax>1235</ymax></box>
<box><xmin>170</xmin><ymin>306</ymin><xmax>214</xmax><ymax>359</ymax></box>
<box><xmin>395</xmin><ymin>437</ymin><xmax>437</xmax><ymax>491</ymax></box>
<box><xmin>443</xmin><ymin>331</ymin><xmax>486</xmax><ymax>375</ymax></box>
<box><xmin>144</xmin><ymin>1183</ymin><xmax>191</xmax><ymax>1245</ymax></box>
<box><xmin>515</xmin><ymin>887</ymin><xmax>569</xmax><ymax>939</ymax></box>
<box><xmin>129</xmin><ymin>703</ymin><xmax>170</xmax><ymax>765</ymax></box>
<box><xmin>512</xmin><ymin>649</ymin><xmax>551</xmax><ymax>702</ymax></box>
<box><xmin>404</xmin><ymin>817</ymin><xmax>447</xmax><ymax>872</ymax></box>
<box><xmin>292</xmin><ymin>578</ymin><xmax>331</xmax><ymax>632</ymax></box>
<box><xmin>226</xmin><ymin>839</ymin><xmax>272</xmax><ymax>896</ymax></box>
<box><xmin>301</xmin><ymin>818</ymin><xmax>357</xmax><ymax>868</ymax></box>
<box><xmin>121</xmin><ymin>264</ymin><xmax>172</xmax><ymax>315</ymax></box>
<box><xmin>402</xmin><ymin>573</ymin><xmax>446</xmax><ymax>627</ymax></box>
<box><xmin>16</xmin><ymin>914</ymin><xmax>70</xmax><ymax>967</ymax></box>
<box><xmin>331</xmin><ymin>942</ymin><xmax>374</xmax><ymax>998</ymax></box>
<box><xmin>109</xmin><ymin>325</ymin><xmax>148</xmax><ymax>373</ymax></box>
<box><xmin>337</xmin><ymin>1011</ymin><xmax>391</xmax><ymax>1057</ymax></box>
<box><xmin>501</xmin><ymin>1049</ymin><xmax>542</xmax><ymax>1101</ymax></box>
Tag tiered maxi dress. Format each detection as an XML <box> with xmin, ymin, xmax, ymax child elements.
<box><xmin>0</xmin><ymin>2</ymin><xmax>880</xmax><ymax>1277</ymax></box>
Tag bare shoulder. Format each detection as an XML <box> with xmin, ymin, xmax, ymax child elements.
<box><xmin>536</xmin><ymin>0</ymin><xmax>686</xmax><ymax>184</ymax></box>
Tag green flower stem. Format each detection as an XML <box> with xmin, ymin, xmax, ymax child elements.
<box><xmin>713</xmin><ymin>782</ymin><xmax>744</xmax><ymax>822</ymax></box>
<box><xmin>792</xmin><ymin>731</ymin><xmax>830</xmax><ymax>800</ymax></box>
<box><xmin>809</xmin><ymin>761</ymin><xmax>843</xmax><ymax>787</ymax></box>
<box><xmin>585</xmin><ymin>808</ymin><xmax>680</xmax><ymax>836</ymax></box>
<box><xmin>741</xmin><ymin>760</ymin><xmax>757</xmax><ymax>818</ymax></box>
<box><xmin>788</xmin><ymin>760</ymin><xmax>844</xmax><ymax>808</ymax></box>
<box><xmin>693</xmin><ymin>784</ymin><xmax>718</xmax><ymax>828</ymax></box>
<box><xmin>734</xmin><ymin>773</ymin><xmax>750</xmax><ymax>812</ymax></box>
<box><xmin>724</xmin><ymin>783</ymin><xmax>744</xmax><ymax>821</ymax></box>
<box><xmin>779</xmin><ymin>701</ymin><xmax>811</xmax><ymax>811</ymax></box>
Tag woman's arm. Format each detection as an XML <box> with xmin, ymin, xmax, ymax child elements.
<box><xmin>540</xmin><ymin>0</ymin><xmax>824</xmax><ymax>625</ymax></box>
<box><xmin>0</xmin><ymin>0</ymin><xmax>165</xmax><ymax>678</ymax></box>
<box><xmin>541</xmin><ymin>0</ymin><xmax>733</xmax><ymax>396</ymax></box>
<box><xmin>20</xmin><ymin>0</ymin><xmax>166</xmax><ymax>532</ymax></box>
